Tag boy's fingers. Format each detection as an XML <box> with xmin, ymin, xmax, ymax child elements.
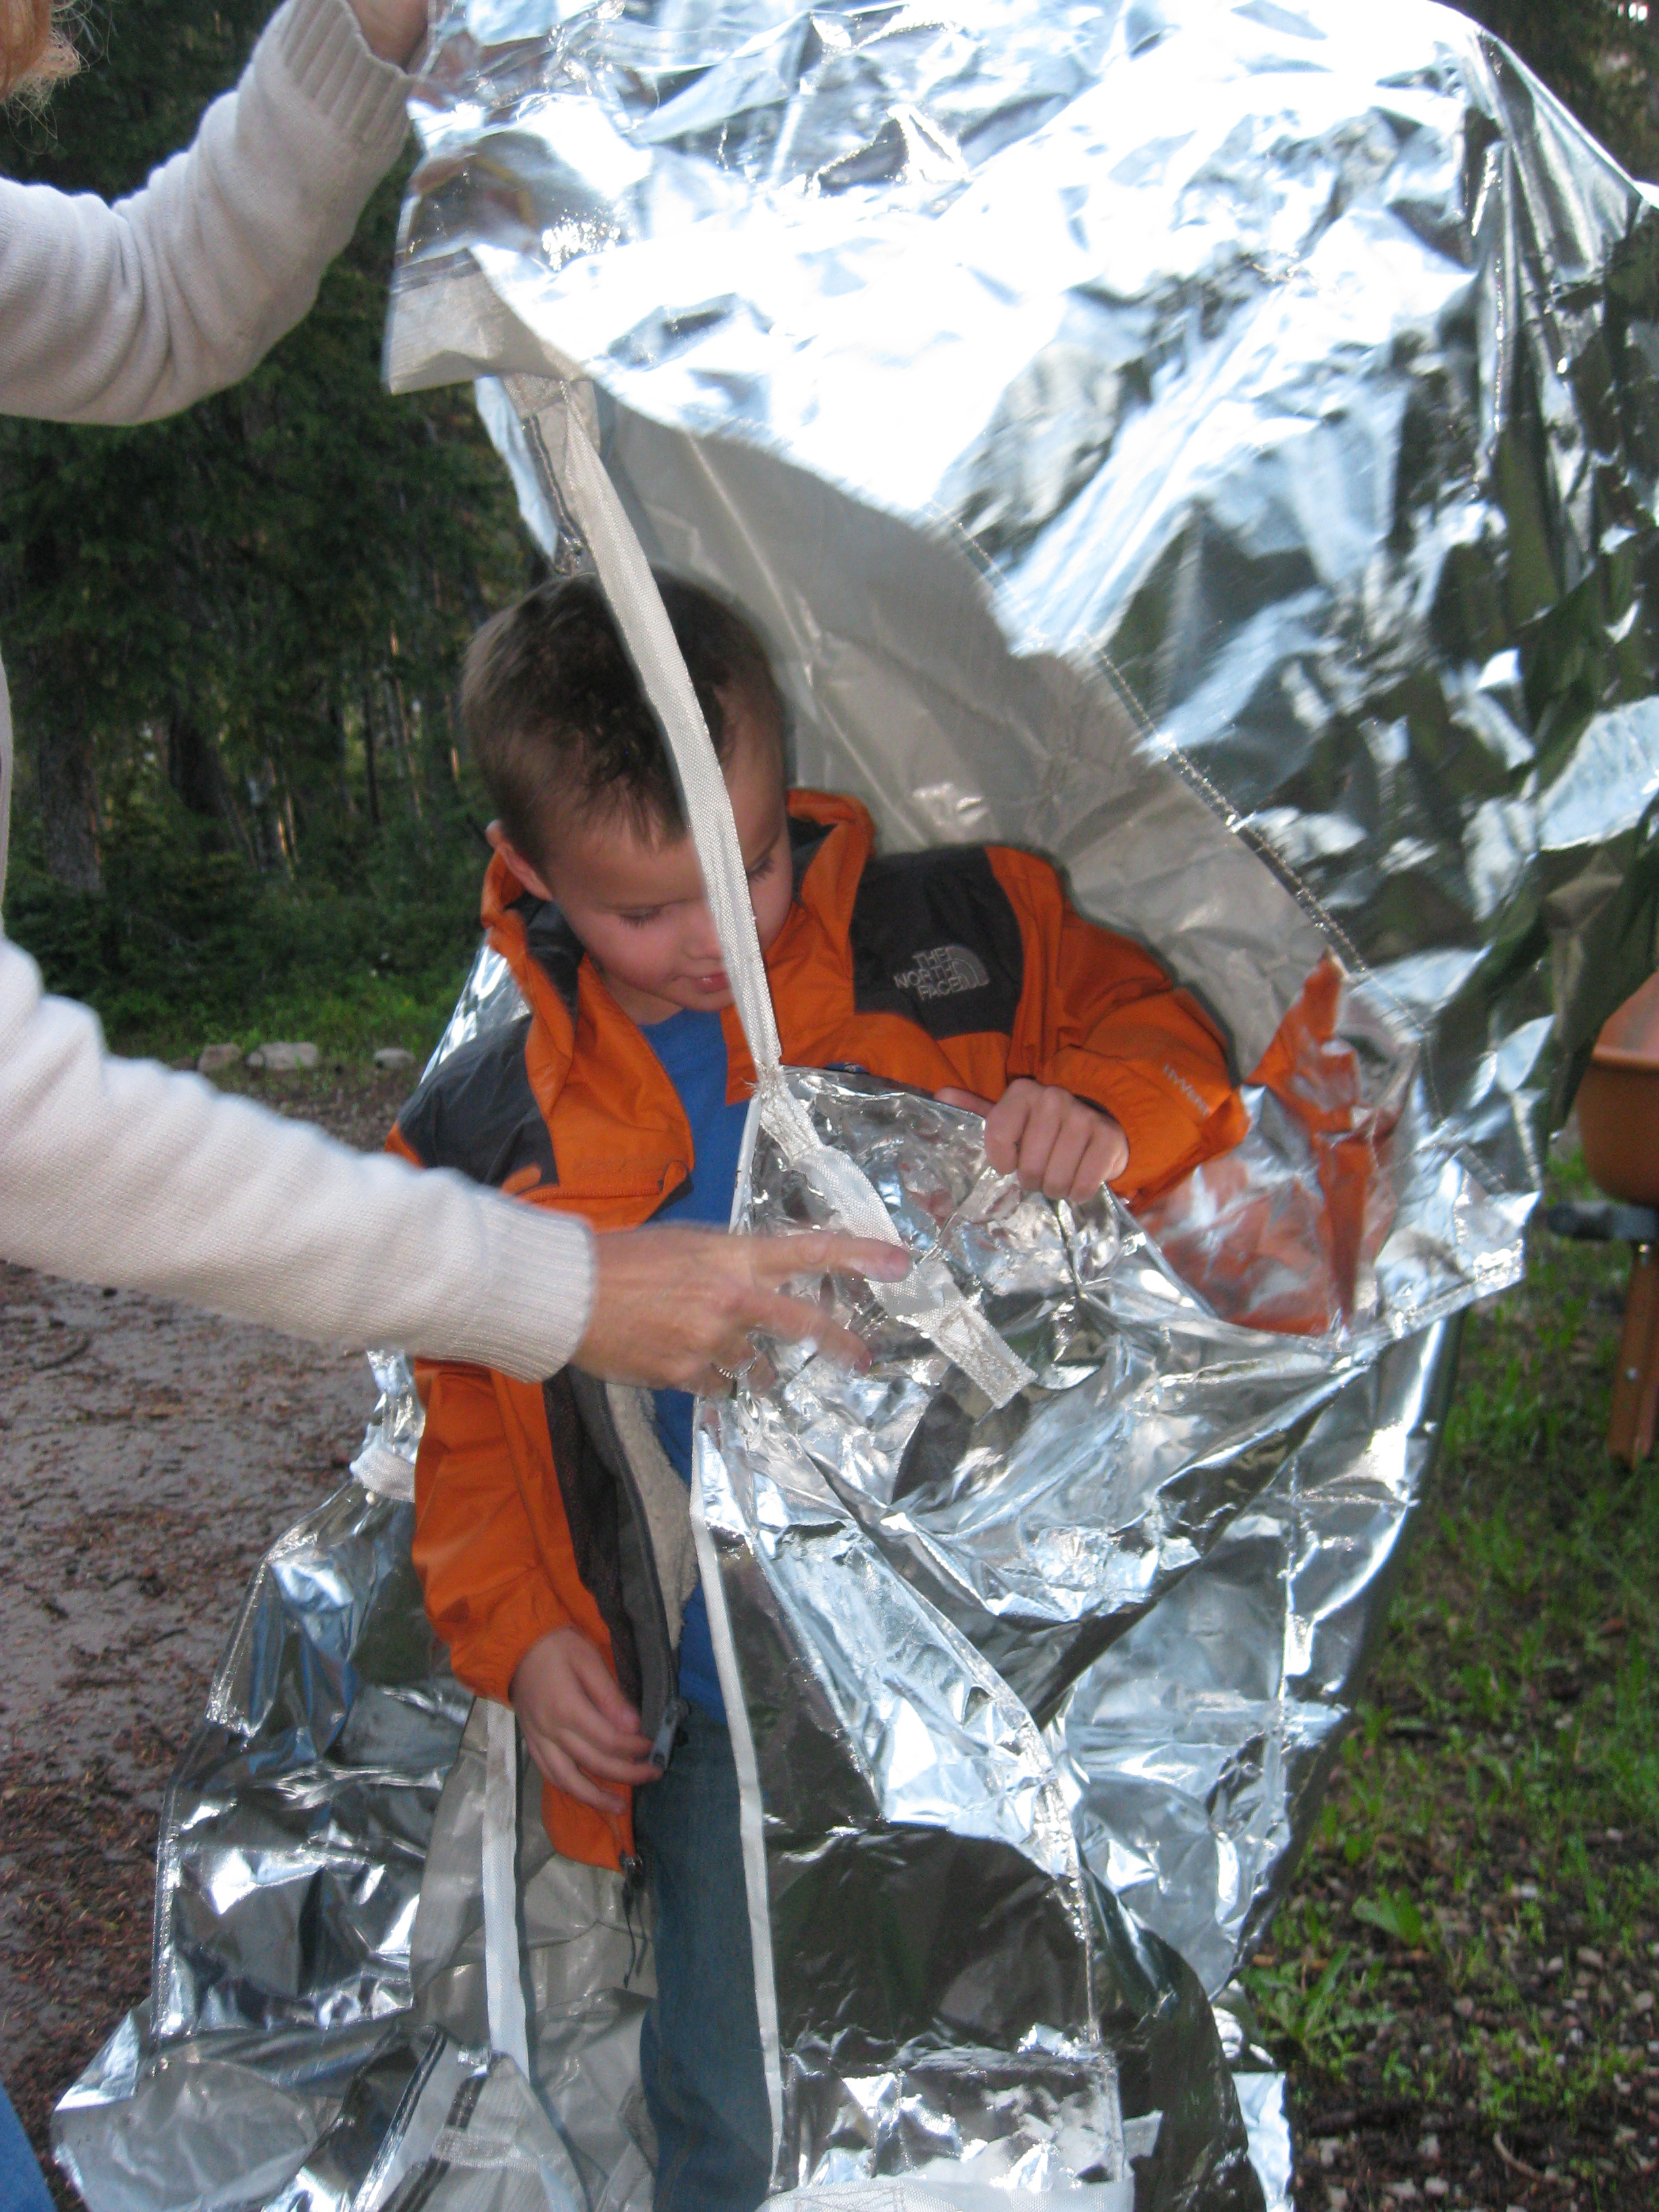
<box><xmin>1042</xmin><ymin>1118</ymin><xmax>1092</xmax><ymax>1202</ymax></box>
<box><xmin>981</xmin><ymin>1088</ymin><xmax>1033</xmax><ymax>1176</ymax></box>
<box><xmin>561</xmin><ymin>1706</ymin><xmax>655</xmax><ymax>1765</ymax></box>
<box><xmin>567</xmin><ymin>1639</ymin><xmax>644</xmax><ymax>1736</ymax></box>
<box><xmin>523</xmin><ymin>1716</ymin><xmax>655</xmax><ymax>1807</ymax></box>
<box><xmin>1014</xmin><ymin>1087</ymin><xmax>1067</xmax><ymax>1187</ymax></box>
<box><xmin>1073</xmin><ymin>1120</ymin><xmax>1128</xmax><ymax>1197</ymax></box>
<box><xmin>562</xmin><ymin>1735</ymin><xmax>660</xmax><ymax>1785</ymax></box>
<box><xmin>935</xmin><ymin>1086</ymin><xmax>994</xmax><ymax>1115</ymax></box>
<box><xmin>541</xmin><ymin>1740</ymin><xmax>628</xmax><ymax>1817</ymax></box>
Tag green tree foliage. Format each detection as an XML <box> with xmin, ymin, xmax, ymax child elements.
<box><xmin>0</xmin><ymin>0</ymin><xmax>533</xmax><ymax>1053</ymax></box>
<box><xmin>1</xmin><ymin>0</ymin><xmax>1654</xmax><ymax>1057</ymax></box>
<box><xmin>1464</xmin><ymin>1</ymin><xmax>1659</xmax><ymax>180</ymax></box>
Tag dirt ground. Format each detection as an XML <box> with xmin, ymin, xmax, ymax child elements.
<box><xmin>0</xmin><ymin>1067</ymin><xmax>409</xmax><ymax>2207</ymax></box>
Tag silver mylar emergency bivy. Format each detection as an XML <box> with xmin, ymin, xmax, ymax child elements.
<box><xmin>54</xmin><ymin>1</ymin><xmax>1659</xmax><ymax>2209</ymax></box>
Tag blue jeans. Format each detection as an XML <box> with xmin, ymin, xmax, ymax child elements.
<box><xmin>633</xmin><ymin>1706</ymin><xmax>772</xmax><ymax>2212</ymax></box>
<box><xmin>0</xmin><ymin>2078</ymin><xmax>54</xmax><ymax>2212</ymax></box>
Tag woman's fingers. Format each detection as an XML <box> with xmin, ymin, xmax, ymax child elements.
<box><xmin>746</xmin><ymin>1230</ymin><xmax>909</xmax><ymax>1288</ymax></box>
<box><xmin>575</xmin><ymin>1225</ymin><xmax>910</xmax><ymax>1388</ymax></box>
<box><xmin>746</xmin><ymin>1286</ymin><xmax>872</xmax><ymax>1368</ymax></box>
<box><xmin>345</xmin><ymin>0</ymin><xmax>429</xmax><ymax>65</ymax></box>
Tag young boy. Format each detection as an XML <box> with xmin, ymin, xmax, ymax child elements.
<box><xmin>394</xmin><ymin>573</ymin><xmax>1246</xmax><ymax>2212</ymax></box>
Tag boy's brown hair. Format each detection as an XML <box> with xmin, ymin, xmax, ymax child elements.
<box><xmin>462</xmin><ymin>571</ymin><xmax>782</xmax><ymax>864</ymax></box>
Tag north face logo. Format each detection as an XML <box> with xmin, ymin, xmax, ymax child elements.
<box><xmin>893</xmin><ymin>944</ymin><xmax>992</xmax><ymax>1000</ymax></box>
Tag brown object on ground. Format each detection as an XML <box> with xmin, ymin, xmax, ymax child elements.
<box><xmin>1608</xmin><ymin>1244</ymin><xmax>1659</xmax><ymax>1467</ymax></box>
<box><xmin>1576</xmin><ymin>973</ymin><xmax>1659</xmax><ymax>1463</ymax></box>
<box><xmin>1577</xmin><ymin>972</ymin><xmax>1659</xmax><ymax>1208</ymax></box>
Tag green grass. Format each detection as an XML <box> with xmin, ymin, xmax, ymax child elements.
<box><xmin>3</xmin><ymin>797</ymin><xmax>487</xmax><ymax>1067</ymax></box>
<box><xmin>1244</xmin><ymin>1155</ymin><xmax>1659</xmax><ymax>2198</ymax></box>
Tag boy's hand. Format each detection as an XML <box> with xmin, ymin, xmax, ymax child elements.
<box><xmin>510</xmin><ymin>1628</ymin><xmax>659</xmax><ymax>1816</ymax></box>
<box><xmin>936</xmin><ymin>1080</ymin><xmax>1128</xmax><ymax>1202</ymax></box>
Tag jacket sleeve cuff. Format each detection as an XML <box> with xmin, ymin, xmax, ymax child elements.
<box><xmin>439</xmin><ymin>1199</ymin><xmax>596</xmax><ymax>1385</ymax></box>
<box><xmin>449</xmin><ymin>1579</ymin><xmax>574</xmax><ymax>1708</ymax></box>
<box><xmin>267</xmin><ymin>0</ymin><xmax>411</xmax><ymax>157</ymax></box>
<box><xmin>1049</xmin><ymin>1046</ymin><xmax>1243</xmax><ymax>1201</ymax></box>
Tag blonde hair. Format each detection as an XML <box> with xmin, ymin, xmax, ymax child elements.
<box><xmin>1</xmin><ymin>0</ymin><xmax>76</xmax><ymax>101</ymax></box>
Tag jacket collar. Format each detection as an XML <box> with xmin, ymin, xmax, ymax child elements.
<box><xmin>478</xmin><ymin>787</ymin><xmax>878</xmax><ymax>1059</ymax></box>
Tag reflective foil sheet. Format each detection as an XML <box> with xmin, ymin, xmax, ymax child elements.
<box><xmin>56</xmin><ymin>0</ymin><xmax>1659</xmax><ymax>2205</ymax></box>
<box><xmin>691</xmin><ymin>1068</ymin><xmax>1456</xmax><ymax>2194</ymax></box>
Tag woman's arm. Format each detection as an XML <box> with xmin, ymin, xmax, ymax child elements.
<box><xmin>0</xmin><ymin>928</ymin><xmax>910</xmax><ymax>1378</ymax></box>
<box><xmin>0</xmin><ymin>930</ymin><xmax>598</xmax><ymax>1378</ymax></box>
<box><xmin>0</xmin><ymin>0</ymin><xmax>410</xmax><ymax>426</ymax></box>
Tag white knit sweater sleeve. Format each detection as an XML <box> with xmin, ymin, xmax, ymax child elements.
<box><xmin>0</xmin><ymin>0</ymin><xmax>410</xmax><ymax>422</ymax></box>
<box><xmin>0</xmin><ymin>0</ymin><xmax>596</xmax><ymax>1376</ymax></box>
<box><xmin>0</xmin><ymin>933</ymin><xmax>593</xmax><ymax>1377</ymax></box>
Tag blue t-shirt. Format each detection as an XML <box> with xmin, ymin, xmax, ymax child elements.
<box><xmin>642</xmin><ymin>1006</ymin><xmax>750</xmax><ymax>1721</ymax></box>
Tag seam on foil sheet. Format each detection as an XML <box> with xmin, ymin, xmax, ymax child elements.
<box><xmin>1088</xmin><ymin>647</ymin><xmax>1455</xmax><ymax>1143</ymax></box>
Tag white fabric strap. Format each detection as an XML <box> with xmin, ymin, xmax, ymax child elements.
<box><xmin>483</xmin><ymin>1698</ymin><xmax>533</xmax><ymax>2076</ymax></box>
<box><xmin>349</xmin><ymin>1438</ymin><xmax>416</xmax><ymax>1500</ymax></box>
<box><xmin>504</xmin><ymin>376</ymin><xmax>1032</xmax><ymax>1413</ymax></box>
<box><xmin>506</xmin><ymin>376</ymin><xmax>783</xmax><ymax>1073</ymax></box>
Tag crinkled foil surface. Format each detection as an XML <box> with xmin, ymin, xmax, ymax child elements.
<box><xmin>56</xmin><ymin>0</ymin><xmax>1659</xmax><ymax>2206</ymax></box>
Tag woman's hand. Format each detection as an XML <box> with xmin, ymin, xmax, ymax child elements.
<box><xmin>510</xmin><ymin>1628</ymin><xmax>659</xmax><ymax>1816</ymax></box>
<box><xmin>346</xmin><ymin>0</ymin><xmax>428</xmax><ymax>68</ymax></box>
<box><xmin>937</xmin><ymin>1080</ymin><xmax>1128</xmax><ymax>1201</ymax></box>
<box><xmin>574</xmin><ymin>1225</ymin><xmax>912</xmax><ymax>1391</ymax></box>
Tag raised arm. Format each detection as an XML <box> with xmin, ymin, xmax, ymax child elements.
<box><xmin>0</xmin><ymin>0</ymin><xmax>412</xmax><ymax>426</ymax></box>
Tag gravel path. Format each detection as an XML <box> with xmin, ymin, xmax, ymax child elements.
<box><xmin>0</xmin><ymin>1069</ymin><xmax>407</xmax><ymax>2206</ymax></box>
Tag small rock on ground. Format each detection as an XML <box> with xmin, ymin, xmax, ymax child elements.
<box><xmin>196</xmin><ymin>1043</ymin><xmax>242</xmax><ymax>1074</ymax></box>
<box><xmin>373</xmin><ymin>1048</ymin><xmax>415</xmax><ymax>1071</ymax></box>
<box><xmin>246</xmin><ymin>1042</ymin><xmax>319</xmax><ymax>1072</ymax></box>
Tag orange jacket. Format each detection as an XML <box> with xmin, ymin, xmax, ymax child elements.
<box><xmin>394</xmin><ymin>790</ymin><xmax>1246</xmax><ymax>1872</ymax></box>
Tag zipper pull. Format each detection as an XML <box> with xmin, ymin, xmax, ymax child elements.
<box><xmin>620</xmin><ymin>1848</ymin><xmax>647</xmax><ymax>1904</ymax></box>
<box><xmin>649</xmin><ymin>1696</ymin><xmax>691</xmax><ymax>1773</ymax></box>
<box><xmin>619</xmin><ymin>1848</ymin><xmax>647</xmax><ymax>1990</ymax></box>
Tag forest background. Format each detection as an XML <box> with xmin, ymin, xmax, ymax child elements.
<box><xmin>2</xmin><ymin>0</ymin><xmax>1656</xmax><ymax>1064</ymax></box>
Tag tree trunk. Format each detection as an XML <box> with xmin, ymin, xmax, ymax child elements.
<box><xmin>382</xmin><ymin>672</ymin><xmax>423</xmax><ymax>819</ymax></box>
<box><xmin>329</xmin><ymin>691</ymin><xmax>358</xmax><ymax>822</ymax></box>
<box><xmin>385</xmin><ymin>630</ymin><xmax>424</xmax><ymax>819</ymax></box>
<box><xmin>34</xmin><ymin>682</ymin><xmax>103</xmax><ymax>895</ymax></box>
<box><xmin>359</xmin><ymin>684</ymin><xmax>382</xmax><ymax>827</ymax></box>
<box><xmin>167</xmin><ymin>699</ymin><xmax>228</xmax><ymax>823</ymax></box>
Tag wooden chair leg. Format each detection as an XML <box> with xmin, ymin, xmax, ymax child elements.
<box><xmin>1608</xmin><ymin>1243</ymin><xmax>1659</xmax><ymax>1465</ymax></box>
